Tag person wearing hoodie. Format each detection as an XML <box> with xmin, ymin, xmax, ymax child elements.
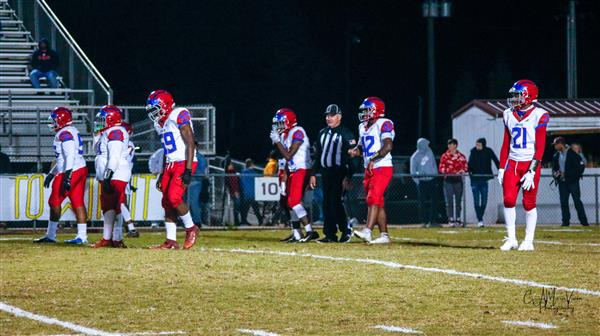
<box><xmin>410</xmin><ymin>138</ymin><xmax>438</xmax><ymax>226</ymax></box>
<box><xmin>468</xmin><ymin>138</ymin><xmax>500</xmax><ymax>227</ymax></box>
<box><xmin>29</xmin><ymin>38</ymin><xmax>60</xmax><ymax>89</ymax></box>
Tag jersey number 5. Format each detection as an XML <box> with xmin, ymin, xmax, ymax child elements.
<box><xmin>511</xmin><ymin>127</ymin><xmax>527</xmax><ymax>149</ymax></box>
<box><xmin>162</xmin><ymin>132</ymin><xmax>177</xmax><ymax>154</ymax></box>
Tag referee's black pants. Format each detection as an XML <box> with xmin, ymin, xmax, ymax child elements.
<box><xmin>322</xmin><ymin>168</ymin><xmax>349</xmax><ymax>240</ymax></box>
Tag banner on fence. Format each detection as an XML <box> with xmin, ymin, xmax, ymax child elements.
<box><xmin>0</xmin><ymin>174</ymin><xmax>164</xmax><ymax>221</ymax></box>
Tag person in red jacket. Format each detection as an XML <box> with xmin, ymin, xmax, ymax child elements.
<box><xmin>225</xmin><ymin>163</ymin><xmax>242</xmax><ymax>225</ymax></box>
<box><xmin>438</xmin><ymin>138</ymin><xmax>468</xmax><ymax>227</ymax></box>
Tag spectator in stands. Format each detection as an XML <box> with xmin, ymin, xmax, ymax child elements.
<box><xmin>571</xmin><ymin>143</ymin><xmax>587</xmax><ymax>166</ymax></box>
<box><xmin>410</xmin><ymin>138</ymin><xmax>438</xmax><ymax>227</ymax></box>
<box><xmin>467</xmin><ymin>138</ymin><xmax>499</xmax><ymax>227</ymax></box>
<box><xmin>263</xmin><ymin>150</ymin><xmax>278</xmax><ymax>176</ymax></box>
<box><xmin>225</xmin><ymin>163</ymin><xmax>242</xmax><ymax>225</ymax></box>
<box><xmin>0</xmin><ymin>145</ymin><xmax>11</xmax><ymax>173</ymax></box>
<box><xmin>188</xmin><ymin>145</ymin><xmax>208</xmax><ymax>226</ymax></box>
<box><xmin>439</xmin><ymin>138</ymin><xmax>468</xmax><ymax>227</ymax></box>
<box><xmin>552</xmin><ymin>137</ymin><xmax>588</xmax><ymax>226</ymax></box>
<box><xmin>240</xmin><ymin>159</ymin><xmax>264</xmax><ymax>225</ymax></box>
<box><xmin>29</xmin><ymin>38</ymin><xmax>60</xmax><ymax>90</ymax></box>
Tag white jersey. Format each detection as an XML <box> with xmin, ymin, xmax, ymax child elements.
<box><xmin>358</xmin><ymin>117</ymin><xmax>395</xmax><ymax>168</ymax></box>
<box><xmin>127</xmin><ymin>139</ymin><xmax>136</xmax><ymax>170</ymax></box>
<box><xmin>94</xmin><ymin>125</ymin><xmax>131</xmax><ymax>182</ymax></box>
<box><xmin>280</xmin><ymin>125</ymin><xmax>311</xmax><ymax>172</ymax></box>
<box><xmin>51</xmin><ymin>125</ymin><xmax>86</xmax><ymax>174</ymax></box>
<box><xmin>503</xmin><ymin>106</ymin><xmax>550</xmax><ymax>162</ymax></box>
<box><xmin>158</xmin><ymin>107</ymin><xmax>197</xmax><ymax>164</ymax></box>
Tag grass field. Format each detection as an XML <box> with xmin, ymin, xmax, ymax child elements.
<box><xmin>1</xmin><ymin>226</ymin><xmax>599</xmax><ymax>335</ymax></box>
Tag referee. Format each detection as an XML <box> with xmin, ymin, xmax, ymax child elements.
<box><xmin>309</xmin><ymin>104</ymin><xmax>357</xmax><ymax>243</ymax></box>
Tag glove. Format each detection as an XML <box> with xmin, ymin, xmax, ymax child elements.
<box><xmin>180</xmin><ymin>168</ymin><xmax>192</xmax><ymax>186</ymax></box>
<box><xmin>270</xmin><ymin>129</ymin><xmax>280</xmax><ymax>144</ymax></box>
<box><xmin>102</xmin><ymin>169</ymin><xmax>114</xmax><ymax>194</ymax></box>
<box><xmin>62</xmin><ymin>170</ymin><xmax>72</xmax><ymax>192</ymax></box>
<box><xmin>156</xmin><ymin>174</ymin><xmax>163</xmax><ymax>191</ymax></box>
<box><xmin>497</xmin><ymin>168</ymin><xmax>505</xmax><ymax>186</ymax></box>
<box><xmin>520</xmin><ymin>170</ymin><xmax>536</xmax><ymax>191</ymax></box>
<box><xmin>44</xmin><ymin>173</ymin><xmax>54</xmax><ymax>189</ymax></box>
<box><xmin>129</xmin><ymin>184</ymin><xmax>138</xmax><ymax>192</ymax></box>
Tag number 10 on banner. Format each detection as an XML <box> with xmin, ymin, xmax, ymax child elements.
<box><xmin>255</xmin><ymin>177</ymin><xmax>280</xmax><ymax>201</ymax></box>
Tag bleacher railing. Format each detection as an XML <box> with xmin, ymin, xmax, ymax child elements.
<box><xmin>8</xmin><ymin>0</ymin><xmax>113</xmax><ymax>104</ymax></box>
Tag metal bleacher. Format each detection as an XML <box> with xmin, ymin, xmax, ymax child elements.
<box><xmin>1</xmin><ymin>0</ymin><xmax>113</xmax><ymax>167</ymax></box>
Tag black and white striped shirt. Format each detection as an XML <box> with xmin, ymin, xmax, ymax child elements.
<box><xmin>313</xmin><ymin>125</ymin><xmax>357</xmax><ymax>176</ymax></box>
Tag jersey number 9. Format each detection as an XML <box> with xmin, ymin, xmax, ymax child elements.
<box><xmin>162</xmin><ymin>132</ymin><xmax>177</xmax><ymax>154</ymax></box>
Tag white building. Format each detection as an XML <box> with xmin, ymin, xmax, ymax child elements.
<box><xmin>452</xmin><ymin>99</ymin><xmax>600</xmax><ymax>225</ymax></box>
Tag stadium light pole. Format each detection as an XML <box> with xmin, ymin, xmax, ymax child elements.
<box><xmin>566</xmin><ymin>0</ymin><xmax>577</xmax><ymax>99</ymax></box>
<box><xmin>422</xmin><ymin>0</ymin><xmax>452</xmax><ymax>146</ymax></box>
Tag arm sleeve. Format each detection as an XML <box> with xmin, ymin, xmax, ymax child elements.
<box><xmin>107</xmin><ymin>140</ymin><xmax>124</xmax><ymax>172</ymax></box>
<box><xmin>491</xmin><ymin>149</ymin><xmax>500</xmax><ymax>169</ymax></box>
<box><xmin>61</xmin><ymin>140</ymin><xmax>76</xmax><ymax>171</ymax></box>
<box><xmin>499</xmin><ymin>126</ymin><xmax>511</xmax><ymax>169</ymax></box>
<box><xmin>467</xmin><ymin>151</ymin><xmax>474</xmax><ymax>172</ymax></box>
<box><xmin>438</xmin><ymin>154</ymin><xmax>446</xmax><ymax>174</ymax></box>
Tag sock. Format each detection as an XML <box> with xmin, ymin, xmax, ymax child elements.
<box><xmin>112</xmin><ymin>215</ymin><xmax>123</xmax><ymax>241</ymax></box>
<box><xmin>102</xmin><ymin>210</ymin><xmax>115</xmax><ymax>240</ymax></box>
<box><xmin>120</xmin><ymin>203</ymin><xmax>131</xmax><ymax>222</ymax></box>
<box><xmin>179</xmin><ymin>211</ymin><xmax>195</xmax><ymax>229</ymax></box>
<box><xmin>364</xmin><ymin>227</ymin><xmax>372</xmax><ymax>234</ymax></box>
<box><xmin>290</xmin><ymin>210</ymin><xmax>299</xmax><ymax>221</ymax></box>
<box><xmin>305</xmin><ymin>224</ymin><xmax>313</xmax><ymax>232</ymax></box>
<box><xmin>165</xmin><ymin>222</ymin><xmax>177</xmax><ymax>241</ymax></box>
<box><xmin>524</xmin><ymin>208</ymin><xmax>537</xmax><ymax>242</ymax></box>
<box><xmin>127</xmin><ymin>223</ymin><xmax>135</xmax><ymax>231</ymax></box>
<box><xmin>46</xmin><ymin>221</ymin><xmax>58</xmax><ymax>240</ymax></box>
<box><xmin>381</xmin><ymin>232</ymin><xmax>389</xmax><ymax>237</ymax></box>
<box><xmin>76</xmin><ymin>223</ymin><xmax>87</xmax><ymax>240</ymax></box>
<box><xmin>293</xmin><ymin>229</ymin><xmax>302</xmax><ymax>240</ymax></box>
<box><xmin>504</xmin><ymin>207</ymin><xmax>516</xmax><ymax>241</ymax></box>
<box><xmin>292</xmin><ymin>204</ymin><xmax>307</xmax><ymax>219</ymax></box>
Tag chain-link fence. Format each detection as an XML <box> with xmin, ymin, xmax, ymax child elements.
<box><xmin>198</xmin><ymin>172</ymin><xmax>599</xmax><ymax>227</ymax></box>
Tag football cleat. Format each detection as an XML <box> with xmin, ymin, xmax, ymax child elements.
<box><xmin>500</xmin><ymin>237</ymin><xmax>519</xmax><ymax>251</ymax></box>
<box><xmin>126</xmin><ymin>229</ymin><xmax>140</xmax><ymax>238</ymax></box>
<box><xmin>299</xmin><ymin>231</ymin><xmax>320</xmax><ymax>243</ymax></box>
<box><xmin>339</xmin><ymin>234</ymin><xmax>352</xmax><ymax>243</ymax></box>
<box><xmin>286</xmin><ymin>237</ymin><xmax>301</xmax><ymax>243</ymax></box>
<box><xmin>64</xmin><ymin>236</ymin><xmax>88</xmax><ymax>245</ymax></box>
<box><xmin>111</xmin><ymin>240</ymin><xmax>127</xmax><ymax>248</ymax></box>
<box><xmin>316</xmin><ymin>237</ymin><xmax>337</xmax><ymax>243</ymax></box>
<box><xmin>90</xmin><ymin>239</ymin><xmax>113</xmax><ymax>248</ymax></box>
<box><xmin>33</xmin><ymin>236</ymin><xmax>56</xmax><ymax>243</ymax></box>
<box><xmin>353</xmin><ymin>229</ymin><xmax>372</xmax><ymax>243</ymax></box>
<box><xmin>280</xmin><ymin>233</ymin><xmax>295</xmax><ymax>242</ymax></box>
<box><xmin>368</xmin><ymin>234</ymin><xmax>391</xmax><ymax>244</ymax></box>
<box><xmin>518</xmin><ymin>240</ymin><xmax>534</xmax><ymax>251</ymax></box>
<box><xmin>149</xmin><ymin>239</ymin><xmax>180</xmax><ymax>250</ymax></box>
<box><xmin>183</xmin><ymin>225</ymin><xmax>200</xmax><ymax>250</ymax></box>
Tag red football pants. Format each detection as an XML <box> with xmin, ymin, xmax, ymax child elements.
<box><xmin>161</xmin><ymin>161</ymin><xmax>197</xmax><ymax>211</ymax></box>
<box><xmin>363</xmin><ymin>167</ymin><xmax>393</xmax><ymax>207</ymax></box>
<box><xmin>286</xmin><ymin>169</ymin><xmax>308</xmax><ymax>209</ymax></box>
<box><xmin>503</xmin><ymin>159</ymin><xmax>541</xmax><ymax>211</ymax></box>
<box><xmin>48</xmin><ymin>167</ymin><xmax>88</xmax><ymax>208</ymax></box>
<box><xmin>100</xmin><ymin>179</ymin><xmax>128</xmax><ymax>214</ymax></box>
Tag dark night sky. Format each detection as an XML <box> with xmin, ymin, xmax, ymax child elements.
<box><xmin>47</xmin><ymin>0</ymin><xmax>600</xmax><ymax>159</ymax></box>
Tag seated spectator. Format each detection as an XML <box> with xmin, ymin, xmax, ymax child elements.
<box><xmin>240</xmin><ymin>159</ymin><xmax>264</xmax><ymax>225</ymax></box>
<box><xmin>29</xmin><ymin>38</ymin><xmax>60</xmax><ymax>90</ymax></box>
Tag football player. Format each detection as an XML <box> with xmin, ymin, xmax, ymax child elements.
<box><xmin>498</xmin><ymin>80</ymin><xmax>549</xmax><ymax>251</ymax></box>
<box><xmin>146</xmin><ymin>90</ymin><xmax>199</xmax><ymax>249</ymax></box>
<box><xmin>34</xmin><ymin>107</ymin><xmax>89</xmax><ymax>244</ymax></box>
<box><xmin>91</xmin><ymin>105</ymin><xmax>131</xmax><ymax>248</ymax></box>
<box><xmin>350</xmin><ymin>97</ymin><xmax>395</xmax><ymax>244</ymax></box>
<box><xmin>270</xmin><ymin>108</ymin><xmax>319</xmax><ymax>243</ymax></box>
<box><xmin>120</xmin><ymin>122</ymin><xmax>140</xmax><ymax>238</ymax></box>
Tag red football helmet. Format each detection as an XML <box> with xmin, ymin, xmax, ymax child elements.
<box><xmin>48</xmin><ymin>107</ymin><xmax>73</xmax><ymax>132</ymax></box>
<box><xmin>272</xmin><ymin>108</ymin><xmax>297</xmax><ymax>133</ymax></box>
<box><xmin>94</xmin><ymin>105</ymin><xmax>123</xmax><ymax>133</ymax></box>
<box><xmin>507</xmin><ymin>79</ymin><xmax>538</xmax><ymax>110</ymax></box>
<box><xmin>358</xmin><ymin>97</ymin><xmax>385</xmax><ymax>122</ymax></box>
<box><xmin>146</xmin><ymin>90</ymin><xmax>175</xmax><ymax>125</ymax></box>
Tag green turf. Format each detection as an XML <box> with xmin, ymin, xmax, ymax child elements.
<box><xmin>1</xmin><ymin>226</ymin><xmax>599</xmax><ymax>335</ymax></box>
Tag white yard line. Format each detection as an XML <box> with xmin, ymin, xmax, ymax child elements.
<box><xmin>0</xmin><ymin>237</ymin><xmax>31</xmax><ymax>241</ymax></box>
<box><xmin>371</xmin><ymin>325</ymin><xmax>423</xmax><ymax>334</ymax></box>
<box><xmin>541</xmin><ymin>229</ymin><xmax>591</xmax><ymax>232</ymax></box>
<box><xmin>438</xmin><ymin>231</ymin><xmax>460</xmax><ymax>234</ymax></box>
<box><xmin>237</xmin><ymin>329</ymin><xmax>280</xmax><ymax>336</ymax></box>
<box><xmin>46</xmin><ymin>333</ymin><xmax>185</xmax><ymax>336</ymax></box>
<box><xmin>536</xmin><ymin>240</ymin><xmax>600</xmax><ymax>247</ymax></box>
<box><xmin>0</xmin><ymin>302</ymin><xmax>120</xmax><ymax>336</ymax></box>
<box><xmin>392</xmin><ymin>237</ymin><xmax>600</xmax><ymax>247</ymax></box>
<box><xmin>210</xmin><ymin>248</ymin><xmax>600</xmax><ymax>298</ymax></box>
<box><xmin>502</xmin><ymin>320</ymin><xmax>558</xmax><ymax>329</ymax></box>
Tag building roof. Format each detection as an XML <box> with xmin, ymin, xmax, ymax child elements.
<box><xmin>452</xmin><ymin>99</ymin><xmax>600</xmax><ymax>119</ymax></box>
